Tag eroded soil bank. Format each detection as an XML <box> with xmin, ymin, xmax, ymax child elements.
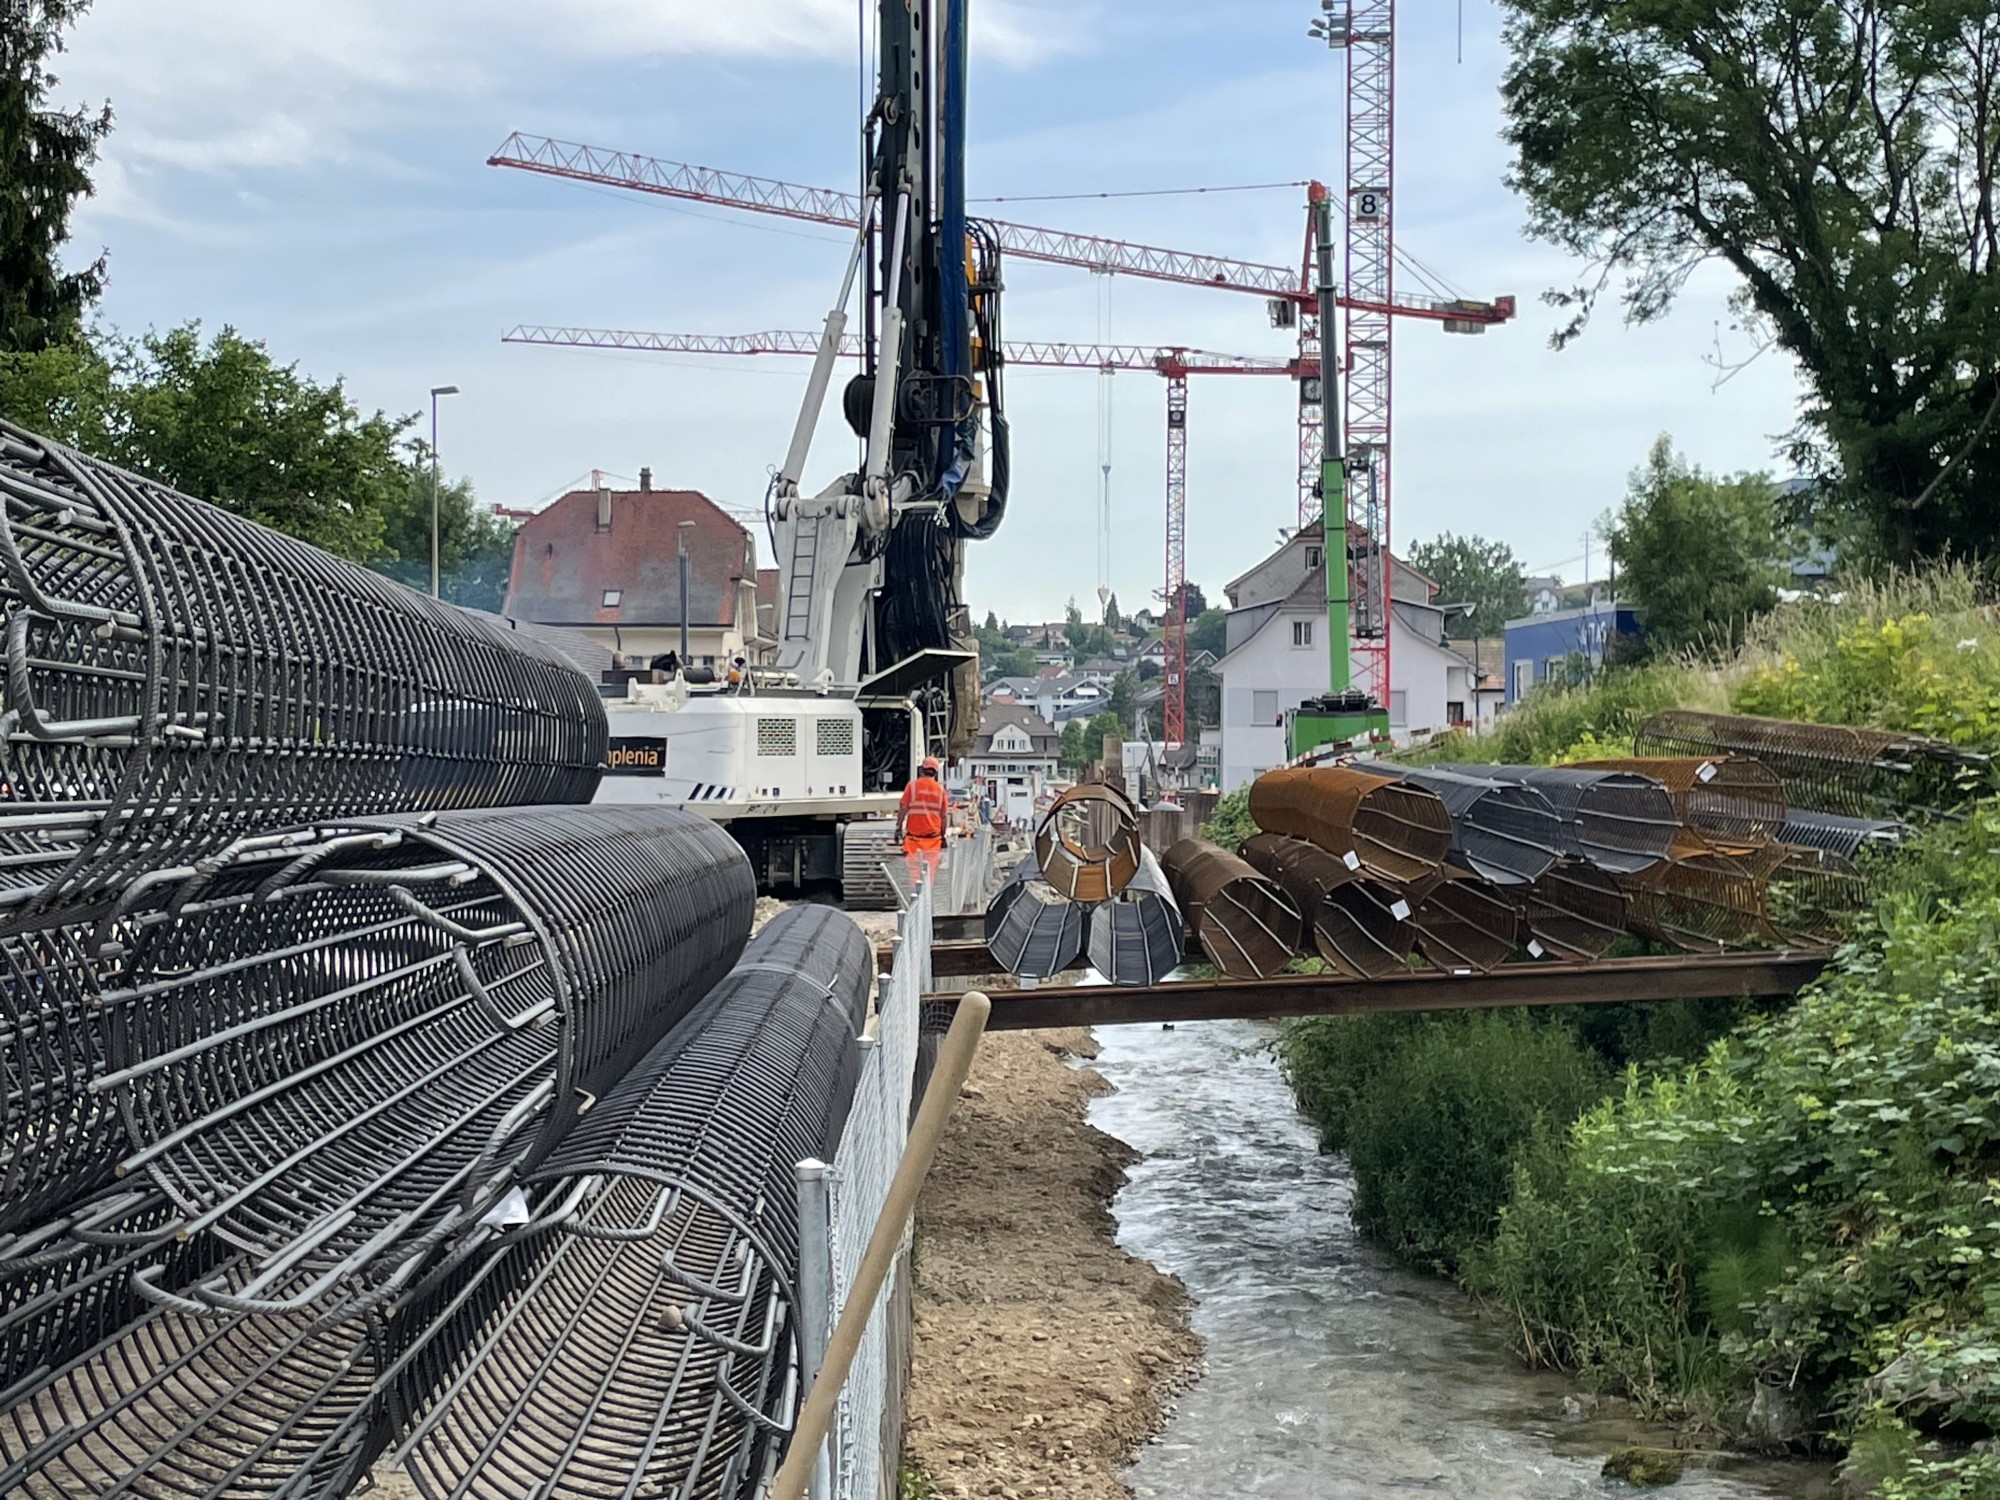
<box><xmin>902</xmin><ymin>1029</ymin><xmax>1203</xmax><ymax>1500</ymax></box>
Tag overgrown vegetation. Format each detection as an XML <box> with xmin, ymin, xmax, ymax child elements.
<box><xmin>1282</xmin><ymin>570</ymin><xmax>2000</xmax><ymax>1491</ymax></box>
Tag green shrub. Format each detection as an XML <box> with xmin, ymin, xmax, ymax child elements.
<box><xmin>1279</xmin><ymin>1013</ymin><xmax>1430</xmax><ymax>1153</ymax></box>
<box><xmin>1428</xmin><ymin>660</ymin><xmax>1716</xmax><ymax>767</ymax></box>
<box><xmin>1201</xmin><ymin>786</ymin><xmax>1255</xmax><ymax>850</ymax></box>
<box><xmin>1342</xmin><ymin>1012</ymin><xmax>1609</xmax><ymax>1274</ymax></box>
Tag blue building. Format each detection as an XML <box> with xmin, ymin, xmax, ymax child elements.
<box><xmin>1502</xmin><ymin>600</ymin><xmax>1643</xmax><ymax>706</ymax></box>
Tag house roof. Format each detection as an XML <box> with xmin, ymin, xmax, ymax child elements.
<box><xmin>505</xmin><ymin>486</ymin><xmax>754</xmax><ymax>630</ymax></box>
<box><xmin>973</xmin><ymin>701</ymin><xmax>1061</xmax><ymax>756</ymax></box>
<box><xmin>454</xmin><ymin>608</ymin><xmax>618</xmax><ymax>680</ymax></box>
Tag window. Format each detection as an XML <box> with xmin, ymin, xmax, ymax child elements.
<box><xmin>1513</xmin><ymin>660</ymin><xmax>1534</xmax><ymax>699</ymax></box>
<box><xmin>1291</xmin><ymin>620</ymin><xmax>1314</xmax><ymax>648</ymax></box>
<box><xmin>1252</xmin><ymin>690</ymin><xmax>1280</xmax><ymax>725</ymax></box>
<box><xmin>1305</xmin><ymin>545</ymin><xmax>1322</xmax><ymax>572</ymax></box>
<box><xmin>601</xmin><ymin>588</ymin><xmax>622</xmax><ymax>608</ymax></box>
<box><xmin>1389</xmin><ymin>690</ymin><xmax>1408</xmax><ymax>726</ymax></box>
<box><xmin>1447</xmin><ymin>700</ymin><xmax>1466</xmax><ymax>725</ymax></box>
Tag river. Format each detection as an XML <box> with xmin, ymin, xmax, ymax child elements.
<box><xmin>1087</xmin><ymin>1019</ymin><xmax>1832</xmax><ymax>1499</ymax></box>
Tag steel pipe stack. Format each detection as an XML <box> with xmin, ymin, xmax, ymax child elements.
<box><xmin>1635</xmin><ymin>708</ymin><xmax>1993</xmax><ymax>819</ymax></box>
<box><xmin>393</xmin><ymin>906</ymin><xmax>873</xmax><ymax>1500</ymax></box>
<box><xmin>1160</xmin><ymin>838</ymin><xmax>1302</xmax><ymax>980</ymax></box>
<box><xmin>1086</xmin><ymin>848</ymin><xmax>1186</xmax><ymax>987</ymax></box>
<box><xmin>1239</xmin><ymin>832</ymin><xmax>1418</xmax><ymax>979</ymax></box>
<box><xmin>1033</xmin><ymin>782</ymin><xmax>1143</xmax><ymax>902</ymax></box>
<box><xmin>0</xmin><ymin>420</ymin><xmax>607</xmax><ymax>928</ymax></box>
<box><xmin>1249</xmin><ymin>766</ymin><xmax>1454</xmax><ymax>886</ymax></box>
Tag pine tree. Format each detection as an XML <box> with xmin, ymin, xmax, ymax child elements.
<box><xmin>0</xmin><ymin>1</ymin><xmax>112</xmax><ymax>354</ymax></box>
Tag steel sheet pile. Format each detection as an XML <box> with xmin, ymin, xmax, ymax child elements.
<box><xmin>986</xmin><ymin>782</ymin><xmax>1190</xmax><ymax>984</ymax></box>
<box><xmin>0</xmin><ymin>425</ymin><xmax>874</xmax><ymax>1500</ymax></box>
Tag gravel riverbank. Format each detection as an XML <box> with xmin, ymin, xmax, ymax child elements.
<box><xmin>902</xmin><ymin>1028</ymin><xmax>1203</xmax><ymax>1500</ymax></box>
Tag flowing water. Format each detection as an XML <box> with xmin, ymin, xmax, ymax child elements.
<box><xmin>1087</xmin><ymin>1019</ymin><xmax>1832</xmax><ymax>1499</ymax></box>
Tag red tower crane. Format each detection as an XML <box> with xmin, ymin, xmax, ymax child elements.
<box><xmin>500</xmin><ymin>325</ymin><xmax>1296</xmax><ymax>745</ymax></box>
<box><xmin>489</xmin><ymin>102</ymin><xmax>1511</xmax><ymax>743</ymax></box>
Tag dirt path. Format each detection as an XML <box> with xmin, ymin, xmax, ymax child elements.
<box><xmin>902</xmin><ymin>1028</ymin><xmax>1203</xmax><ymax>1500</ymax></box>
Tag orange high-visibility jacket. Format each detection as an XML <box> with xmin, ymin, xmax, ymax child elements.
<box><xmin>900</xmin><ymin>776</ymin><xmax>948</xmax><ymax>841</ymax></box>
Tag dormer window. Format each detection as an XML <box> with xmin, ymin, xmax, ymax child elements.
<box><xmin>1305</xmin><ymin>545</ymin><xmax>1322</xmax><ymax>571</ymax></box>
<box><xmin>602</xmin><ymin>589</ymin><xmax>622</xmax><ymax>607</ymax></box>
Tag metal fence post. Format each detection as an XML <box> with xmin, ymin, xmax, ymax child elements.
<box><xmin>795</xmin><ymin>1158</ymin><xmax>835</xmax><ymax>1500</ymax></box>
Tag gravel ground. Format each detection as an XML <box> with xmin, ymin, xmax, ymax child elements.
<box><xmin>902</xmin><ymin>1029</ymin><xmax>1204</xmax><ymax>1500</ymax></box>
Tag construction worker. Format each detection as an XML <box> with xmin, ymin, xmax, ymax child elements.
<box><xmin>896</xmin><ymin>757</ymin><xmax>949</xmax><ymax>888</ymax></box>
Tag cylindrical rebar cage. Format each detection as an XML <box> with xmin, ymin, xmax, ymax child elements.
<box><xmin>1635</xmin><ymin>708</ymin><xmax>1993</xmax><ymax>818</ymax></box>
<box><xmin>1617</xmin><ymin>833</ymin><xmax>1772</xmax><ymax>952</ymax></box>
<box><xmin>984</xmin><ymin>862</ymin><xmax>1085</xmax><ymax>980</ymax></box>
<box><xmin>1518</xmin><ymin>860</ymin><xmax>1629</xmax><ymax>963</ymax></box>
<box><xmin>1572</xmin><ymin>755</ymin><xmax>1788</xmax><ymax>844</ymax></box>
<box><xmin>1160</xmin><ymin>838</ymin><xmax>1302</xmax><ymax>980</ymax></box>
<box><xmin>1437</xmin><ymin>764</ymin><xmax>1679</xmax><ymax>874</ymax></box>
<box><xmin>394</xmin><ymin>906</ymin><xmax>871</xmax><ymax>1500</ymax></box>
<box><xmin>1762</xmin><ymin>842</ymin><xmax>1869</xmax><ymax>946</ymax></box>
<box><xmin>1315</xmin><ymin>879</ymin><xmax>1419</xmax><ymax>979</ymax></box>
<box><xmin>95</xmin><ymin>806</ymin><xmax>754</xmax><ymax>1316</ymax></box>
<box><xmin>1409</xmin><ymin>872</ymin><xmax>1520</xmax><ymax>973</ymax></box>
<box><xmin>1376</xmin><ymin>766</ymin><xmax>1563</xmax><ymax>886</ymax></box>
<box><xmin>1778</xmin><ymin>808</ymin><xmax>1909</xmax><ymax>860</ymax></box>
<box><xmin>1248</xmin><ymin>767</ymin><xmax>1453</xmax><ymax>887</ymax></box>
<box><xmin>1086</xmin><ymin>847</ymin><xmax>1185</xmax><ymax>987</ymax></box>
<box><xmin>1032</xmin><ymin>782</ymin><xmax>1141</xmax><ymax>902</ymax></box>
<box><xmin>0</xmin><ymin>420</ymin><xmax>609</xmax><ymax>926</ymax></box>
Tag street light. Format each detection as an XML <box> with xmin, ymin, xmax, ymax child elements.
<box><xmin>428</xmin><ymin>385</ymin><xmax>460</xmax><ymax>598</ymax></box>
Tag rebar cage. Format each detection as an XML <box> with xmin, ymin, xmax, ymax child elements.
<box><xmin>94</xmin><ymin>806</ymin><xmax>754</xmax><ymax>1318</ymax></box>
<box><xmin>1437</xmin><ymin>764</ymin><xmax>1678</xmax><ymax>875</ymax></box>
<box><xmin>1248</xmin><ymin>767</ymin><xmax>1452</xmax><ymax>887</ymax></box>
<box><xmin>1086</xmin><ymin>847</ymin><xmax>1185</xmax><ymax>987</ymax></box>
<box><xmin>1032</xmin><ymin>782</ymin><xmax>1141</xmax><ymax>903</ymax></box>
<box><xmin>984</xmin><ymin>861</ymin><xmax>1085</xmax><ymax>980</ymax></box>
<box><xmin>0</xmin><ymin>420</ymin><xmax>609</xmax><ymax>928</ymax></box>
<box><xmin>1161</xmin><ymin>839</ymin><xmax>1301</xmax><ymax>980</ymax></box>
<box><xmin>394</xmin><ymin>906</ymin><xmax>871</xmax><ymax>1500</ymax></box>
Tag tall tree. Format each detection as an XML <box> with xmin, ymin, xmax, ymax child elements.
<box><xmin>373</xmin><ymin>447</ymin><xmax>516</xmax><ymax>612</ymax></box>
<box><xmin>0</xmin><ymin>1</ymin><xmax>111</xmax><ymax>353</ymax></box>
<box><xmin>1102</xmin><ymin>592</ymin><xmax>1121</xmax><ymax>631</ymax></box>
<box><xmin>1499</xmin><ymin>0</ymin><xmax>2000</xmax><ymax>563</ymax></box>
<box><xmin>1604</xmin><ymin>437</ymin><xmax>1786</xmax><ymax>655</ymax></box>
<box><xmin>1407</xmin><ymin>533</ymin><xmax>1530</xmax><ymax>638</ymax></box>
<box><xmin>1</xmin><ymin>323</ymin><xmax>414</xmax><ymax>560</ymax></box>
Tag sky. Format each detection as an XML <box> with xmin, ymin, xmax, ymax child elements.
<box><xmin>56</xmin><ymin>0</ymin><xmax>1803</xmax><ymax>625</ymax></box>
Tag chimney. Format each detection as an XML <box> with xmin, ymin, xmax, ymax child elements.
<box><xmin>638</xmin><ymin>466</ymin><xmax>652</xmax><ymax>492</ymax></box>
<box><xmin>596</xmin><ymin>484</ymin><xmax>611</xmax><ymax>532</ymax></box>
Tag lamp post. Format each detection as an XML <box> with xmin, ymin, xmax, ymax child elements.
<box><xmin>677</xmin><ymin>519</ymin><xmax>696</xmax><ymax>666</ymax></box>
<box><xmin>428</xmin><ymin>385</ymin><xmax>460</xmax><ymax>598</ymax></box>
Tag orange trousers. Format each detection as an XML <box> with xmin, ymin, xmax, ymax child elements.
<box><xmin>903</xmin><ymin>836</ymin><xmax>943</xmax><ymax>887</ymax></box>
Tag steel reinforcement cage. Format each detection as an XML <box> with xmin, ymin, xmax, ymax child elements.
<box><xmin>87</xmin><ymin>806</ymin><xmax>753</xmax><ymax>1318</ymax></box>
<box><xmin>1086</xmin><ymin>847</ymin><xmax>1186</xmax><ymax>987</ymax></box>
<box><xmin>1634</xmin><ymin>709</ymin><xmax>1993</xmax><ymax>819</ymax></box>
<box><xmin>1160</xmin><ymin>838</ymin><xmax>1301</xmax><ymax>980</ymax></box>
<box><xmin>392</xmin><ymin>905</ymin><xmax>872</xmax><ymax>1500</ymax></box>
<box><xmin>1436</xmin><ymin>764</ymin><xmax>1678</xmax><ymax>875</ymax></box>
<box><xmin>0</xmin><ymin>420</ymin><xmax>608</xmax><ymax>928</ymax></box>
<box><xmin>1248</xmin><ymin>766</ymin><xmax>1452</xmax><ymax>887</ymax></box>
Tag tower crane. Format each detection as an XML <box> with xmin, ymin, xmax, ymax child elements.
<box><xmin>501</xmin><ymin>325</ymin><xmax>1297</xmax><ymax>745</ymax></box>
<box><xmin>489</xmin><ymin>121</ymin><xmax>1512</xmax><ymax>744</ymax></box>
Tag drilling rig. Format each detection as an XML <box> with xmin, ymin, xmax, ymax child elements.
<box><xmin>589</xmin><ymin>0</ymin><xmax>1005</xmax><ymax>905</ymax></box>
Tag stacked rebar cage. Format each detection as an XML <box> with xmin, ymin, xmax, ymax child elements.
<box><xmin>0</xmin><ymin>423</ymin><xmax>883</xmax><ymax>1500</ymax></box>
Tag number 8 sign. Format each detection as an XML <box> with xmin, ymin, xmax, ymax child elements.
<box><xmin>1352</xmin><ymin>189</ymin><xmax>1387</xmax><ymax>223</ymax></box>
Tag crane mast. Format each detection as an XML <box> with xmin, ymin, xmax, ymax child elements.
<box><xmin>765</xmin><ymin>0</ymin><xmax>1001</xmax><ymax>764</ymax></box>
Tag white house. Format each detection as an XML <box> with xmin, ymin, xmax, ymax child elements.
<box><xmin>1214</xmin><ymin>523</ymin><xmax>1479</xmax><ymax>791</ymax></box>
<box><xmin>961</xmin><ymin>703</ymin><xmax>1061</xmax><ymax>827</ymax></box>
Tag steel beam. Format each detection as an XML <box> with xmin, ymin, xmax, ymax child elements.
<box><xmin>919</xmin><ymin>951</ymin><xmax>1829</xmax><ymax>1029</ymax></box>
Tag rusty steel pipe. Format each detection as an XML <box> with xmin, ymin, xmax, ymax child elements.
<box><xmin>1636</xmin><ymin>708</ymin><xmax>1993</xmax><ymax>818</ymax></box>
<box><xmin>1248</xmin><ymin>766</ymin><xmax>1452</xmax><ymax>887</ymax></box>
<box><xmin>1032</xmin><ymin>782</ymin><xmax>1141</xmax><ymax>902</ymax></box>
<box><xmin>1437</xmin><ymin>763</ymin><xmax>1679</xmax><ymax>875</ymax></box>
<box><xmin>1161</xmin><ymin>838</ymin><xmax>1302</xmax><ymax>980</ymax></box>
